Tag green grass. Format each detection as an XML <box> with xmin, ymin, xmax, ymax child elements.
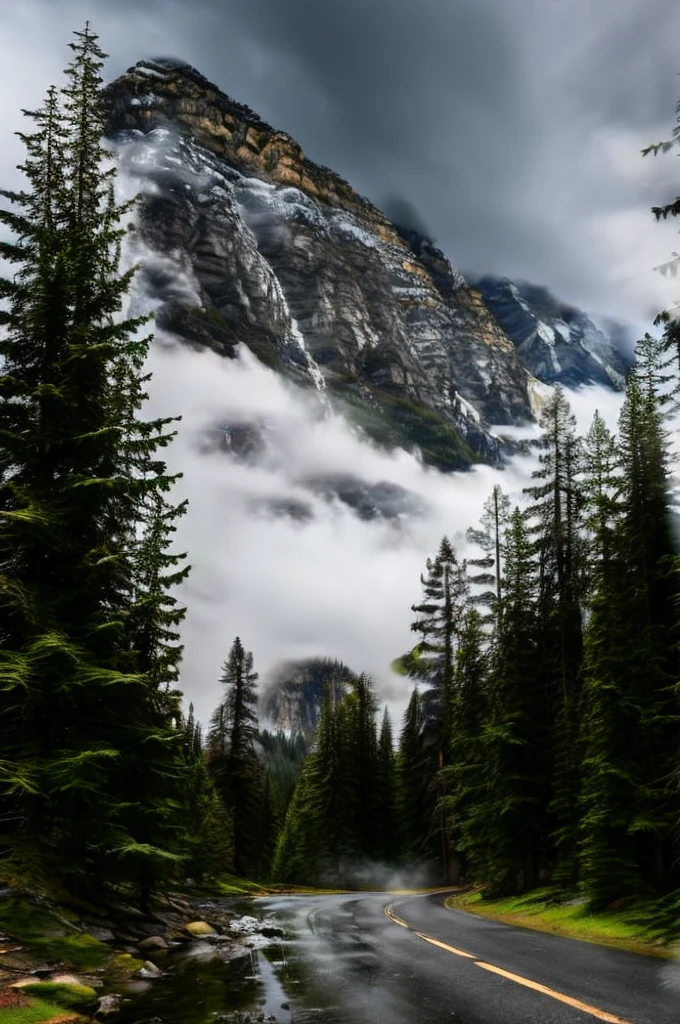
<box><xmin>0</xmin><ymin>897</ymin><xmax>109</xmax><ymax>971</ymax></box>
<box><xmin>0</xmin><ymin>996</ymin><xmax>82</xmax><ymax>1024</ymax></box>
<box><xmin>447</xmin><ymin>888</ymin><xmax>672</xmax><ymax>957</ymax></box>
<box><xmin>213</xmin><ymin>873</ymin><xmax>267</xmax><ymax>896</ymax></box>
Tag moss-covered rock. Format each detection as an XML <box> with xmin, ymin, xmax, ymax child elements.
<box><xmin>20</xmin><ymin>981</ymin><xmax>98</xmax><ymax>1013</ymax></box>
<box><xmin>0</xmin><ymin>898</ymin><xmax>109</xmax><ymax>972</ymax></box>
<box><xmin>184</xmin><ymin>920</ymin><xmax>216</xmax><ymax>937</ymax></box>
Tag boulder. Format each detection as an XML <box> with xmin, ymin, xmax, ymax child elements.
<box><xmin>138</xmin><ymin>935</ymin><xmax>168</xmax><ymax>951</ymax></box>
<box><xmin>96</xmin><ymin>993</ymin><xmax>123</xmax><ymax>1017</ymax></box>
<box><xmin>184</xmin><ymin>921</ymin><xmax>216</xmax><ymax>937</ymax></box>
<box><xmin>135</xmin><ymin>960</ymin><xmax>162</xmax><ymax>979</ymax></box>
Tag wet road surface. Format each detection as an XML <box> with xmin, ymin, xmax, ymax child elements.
<box><xmin>262</xmin><ymin>890</ymin><xmax>680</xmax><ymax>1024</ymax></box>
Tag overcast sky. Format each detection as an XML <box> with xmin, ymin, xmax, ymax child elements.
<box><xmin>3</xmin><ymin>0</ymin><xmax>670</xmax><ymax>720</ymax></box>
<box><xmin>1</xmin><ymin>0</ymin><xmax>680</xmax><ymax>327</ymax></box>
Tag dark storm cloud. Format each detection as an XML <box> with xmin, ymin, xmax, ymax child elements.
<box><xmin>2</xmin><ymin>0</ymin><xmax>680</xmax><ymax>320</ymax></box>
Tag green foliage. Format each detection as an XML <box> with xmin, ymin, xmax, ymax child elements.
<box><xmin>272</xmin><ymin>676</ymin><xmax>395</xmax><ymax>886</ymax></box>
<box><xmin>0</xmin><ymin>996</ymin><xmax>82</xmax><ymax>1024</ymax></box>
<box><xmin>21</xmin><ymin>981</ymin><xmax>98</xmax><ymax>1012</ymax></box>
<box><xmin>207</xmin><ymin>638</ymin><xmax>263</xmax><ymax>876</ymax></box>
<box><xmin>0</xmin><ymin>24</ymin><xmax>191</xmax><ymax>898</ymax></box>
<box><xmin>0</xmin><ymin>897</ymin><xmax>109</xmax><ymax>970</ymax></box>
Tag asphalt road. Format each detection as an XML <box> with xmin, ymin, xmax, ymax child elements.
<box><xmin>260</xmin><ymin>890</ymin><xmax>680</xmax><ymax>1024</ymax></box>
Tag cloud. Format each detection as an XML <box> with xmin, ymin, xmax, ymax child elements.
<box><xmin>0</xmin><ymin>0</ymin><xmax>656</xmax><ymax>731</ymax></box>
<box><xmin>1</xmin><ymin>0</ymin><xmax>679</xmax><ymax>325</ymax></box>
<box><xmin>142</xmin><ymin>330</ymin><xmax>621</xmax><ymax>727</ymax></box>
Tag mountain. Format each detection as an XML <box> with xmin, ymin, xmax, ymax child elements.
<box><xmin>473</xmin><ymin>276</ymin><xmax>631</xmax><ymax>391</ymax></box>
<box><xmin>103</xmin><ymin>58</ymin><xmax>627</xmax><ymax>473</ymax></box>
<box><xmin>260</xmin><ymin>658</ymin><xmax>356</xmax><ymax>733</ymax></box>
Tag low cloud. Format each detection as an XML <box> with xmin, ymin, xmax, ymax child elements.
<box><xmin>143</xmin><ymin>334</ymin><xmax>621</xmax><ymax>727</ymax></box>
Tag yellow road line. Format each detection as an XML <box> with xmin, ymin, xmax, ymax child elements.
<box><xmin>384</xmin><ymin>906</ymin><xmax>410</xmax><ymax>928</ymax></box>
<box><xmin>475</xmin><ymin>962</ymin><xmax>635</xmax><ymax>1024</ymax></box>
<box><xmin>384</xmin><ymin>899</ymin><xmax>637</xmax><ymax>1023</ymax></box>
<box><xmin>415</xmin><ymin>932</ymin><xmax>477</xmax><ymax>959</ymax></box>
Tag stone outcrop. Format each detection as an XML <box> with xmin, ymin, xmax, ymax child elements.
<box><xmin>102</xmin><ymin>58</ymin><xmax>626</xmax><ymax>471</ymax></box>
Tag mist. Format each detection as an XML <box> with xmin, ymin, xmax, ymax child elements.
<box><xmin>140</xmin><ymin>328</ymin><xmax>624</xmax><ymax>727</ymax></box>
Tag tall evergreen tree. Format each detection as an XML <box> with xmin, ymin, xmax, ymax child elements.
<box><xmin>396</xmin><ymin>689</ymin><xmax>434</xmax><ymax>864</ymax></box>
<box><xmin>0</xmin><ymin>25</ymin><xmax>189</xmax><ymax>894</ymax></box>
<box><xmin>466</xmin><ymin>484</ymin><xmax>511</xmax><ymax>619</ymax></box>
<box><xmin>580</xmin><ymin>350</ymin><xmax>679</xmax><ymax>903</ymax></box>
<box><xmin>410</xmin><ymin>537</ymin><xmax>468</xmax><ymax>748</ymax></box>
<box><xmin>207</xmin><ymin>638</ymin><xmax>262</xmax><ymax>876</ymax></box>
<box><xmin>524</xmin><ymin>387</ymin><xmax>585</xmax><ymax>886</ymax></box>
<box><xmin>482</xmin><ymin>509</ymin><xmax>546</xmax><ymax>892</ymax></box>
<box><xmin>375</xmin><ymin>708</ymin><xmax>398</xmax><ymax>862</ymax></box>
<box><xmin>445</xmin><ymin>607</ymin><xmax>489</xmax><ymax>882</ymax></box>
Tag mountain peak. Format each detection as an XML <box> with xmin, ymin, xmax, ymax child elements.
<box><xmin>103</xmin><ymin>59</ymin><xmax>627</xmax><ymax>473</ymax></box>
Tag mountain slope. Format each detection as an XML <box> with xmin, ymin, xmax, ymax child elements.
<box><xmin>474</xmin><ymin>276</ymin><xmax>630</xmax><ymax>390</ymax></box>
<box><xmin>103</xmin><ymin>57</ymin><xmax>625</xmax><ymax>472</ymax></box>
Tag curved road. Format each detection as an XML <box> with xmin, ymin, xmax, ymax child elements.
<box><xmin>260</xmin><ymin>890</ymin><xmax>680</xmax><ymax>1024</ymax></box>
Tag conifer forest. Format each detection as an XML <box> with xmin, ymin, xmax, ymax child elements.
<box><xmin>3</xmin><ymin>24</ymin><xmax>680</xmax><ymax>946</ymax></box>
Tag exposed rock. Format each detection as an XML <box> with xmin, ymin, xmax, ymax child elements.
<box><xmin>96</xmin><ymin>993</ymin><xmax>123</xmax><ymax>1017</ymax></box>
<box><xmin>184</xmin><ymin>921</ymin><xmax>216</xmax><ymax>937</ymax></box>
<box><xmin>138</xmin><ymin>935</ymin><xmax>168</xmax><ymax>951</ymax></box>
<box><xmin>87</xmin><ymin>926</ymin><xmax>116</xmax><ymax>942</ymax></box>
<box><xmin>99</xmin><ymin>58</ymin><xmax>629</xmax><ymax>477</ymax></box>
<box><xmin>260</xmin><ymin>658</ymin><xmax>355</xmax><ymax>732</ymax></box>
<box><xmin>135</xmin><ymin>959</ymin><xmax>162</xmax><ymax>979</ymax></box>
<box><xmin>474</xmin><ymin>276</ymin><xmax>631</xmax><ymax>391</ymax></box>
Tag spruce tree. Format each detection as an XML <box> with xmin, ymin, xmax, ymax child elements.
<box><xmin>524</xmin><ymin>387</ymin><xmax>585</xmax><ymax>887</ymax></box>
<box><xmin>445</xmin><ymin>607</ymin><xmax>489</xmax><ymax>882</ymax></box>
<box><xmin>375</xmin><ymin>708</ymin><xmax>398</xmax><ymax>862</ymax></box>
<box><xmin>0</xmin><ymin>25</ymin><xmax>189</xmax><ymax>894</ymax></box>
<box><xmin>396</xmin><ymin>689</ymin><xmax>434</xmax><ymax>864</ymax></box>
<box><xmin>580</xmin><ymin>352</ymin><xmax>679</xmax><ymax>903</ymax></box>
<box><xmin>482</xmin><ymin>509</ymin><xmax>546</xmax><ymax>892</ymax></box>
<box><xmin>466</xmin><ymin>484</ymin><xmax>511</xmax><ymax>619</ymax></box>
<box><xmin>207</xmin><ymin>638</ymin><xmax>263</xmax><ymax>876</ymax></box>
<box><xmin>410</xmin><ymin>537</ymin><xmax>468</xmax><ymax>748</ymax></box>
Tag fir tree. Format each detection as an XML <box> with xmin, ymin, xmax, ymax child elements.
<box><xmin>445</xmin><ymin>607</ymin><xmax>489</xmax><ymax>882</ymax></box>
<box><xmin>396</xmin><ymin>689</ymin><xmax>434</xmax><ymax>863</ymax></box>
<box><xmin>482</xmin><ymin>509</ymin><xmax>546</xmax><ymax>892</ymax></box>
<box><xmin>466</xmin><ymin>484</ymin><xmax>511</xmax><ymax>619</ymax></box>
<box><xmin>410</xmin><ymin>537</ymin><xmax>468</xmax><ymax>748</ymax></box>
<box><xmin>375</xmin><ymin>708</ymin><xmax>398</xmax><ymax>862</ymax></box>
<box><xmin>524</xmin><ymin>387</ymin><xmax>585</xmax><ymax>886</ymax></box>
<box><xmin>0</xmin><ymin>25</ymin><xmax>189</xmax><ymax>895</ymax></box>
<box><xmin>580</xmin><ymin>351</ymin><xmax>680</xmax><ymax>902</ymax></box>
<box><xmin>207</xmin><ymin>638</ymin><xmax>263</xmax><ymax>876</ymax></box>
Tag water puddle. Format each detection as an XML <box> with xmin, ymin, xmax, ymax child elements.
<box><xmin>113</xmin><ymin>902</ymin><xmax>294</xmax><ymax>1024</ymax></box>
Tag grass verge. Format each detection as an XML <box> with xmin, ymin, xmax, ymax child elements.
<box><xmin>0</xmin><ymin>989</ymin><xmax>83</xmax><ymax>1024</ymax></box>
<box><xmin>447</xmin><ymin>888</ymin><xmax>673</xmax><ymax>958</ymax></box>
<box><xmin>0</xmin><ymin>897</ymin><xmax>109</xmax><ymax>971</ymax></box>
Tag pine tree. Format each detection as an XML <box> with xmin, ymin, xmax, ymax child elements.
<box><xmin>396</xmin><ymin>689</ymin><xmax>434</xmax><ymax>863</ymax></box>
<box><xmin>445</xmin><ymin>607</ymin><xmax>489</xmax><ymax>882</ymax></box>
<box><xmin>375</xmin><ymin>708</ymin><xmax>398</xmax><ymax>862</ymax></box>
<box><xmin>339</xmin><ymin>674</ymin><xmax>380</xmax><ymax>859</ymax></box>
<box><xmin>178</xmin><ymin>705</ymin><xmax>233</xmax><ymax>881</ymax></box>
<box><xmin>0</xmin><ymin>25</ymin><xmax>189</xmax><ymax>894</ymax></box>
<box><xmin>410</xmin><ymin>537</ymin><xmax>468</xmax><ymax>748</ymax></box>
<box><xmin>466</xmin><ymin>484</ymin><xmax>511</xmax><ymax>619</ymax></box>
<box><xmin>482</xmin><ymin>509</ymin><xmax>546</xmax><ymax>892</ymax></box>
<box><xmin>524</xmin><ymin>387</ymin><xmax>585</xmax><ymax>886</ymax></box>
<box><xmin>580</xmin><ymin>351</ymin><xmax>680</xmax><ymax>903</ymax></box>
<box><xmin>207</xmin><ymin>638</ymin><xmax>263</xmax><ymax>876</ymax></box>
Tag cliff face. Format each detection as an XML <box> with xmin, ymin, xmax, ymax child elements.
<box><xmin>474</xmin><ymin>277</ymin><xmax>631</xmax><ymax>390</ymax></box>
<box><xmin>103</xmin><ymin>58</ymin><xmax>625</xmax><ymax>471</ymax></box>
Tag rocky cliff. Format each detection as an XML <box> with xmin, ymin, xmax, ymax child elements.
<box><xmin>474</xmin><ymin>276</ymin><xmax>630</xmax><ymax>390</ymax></box>
<box><xmin>103</xmin><ymin>58</ymin><xmax>627</xmax><ymax>472</ymax></box>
